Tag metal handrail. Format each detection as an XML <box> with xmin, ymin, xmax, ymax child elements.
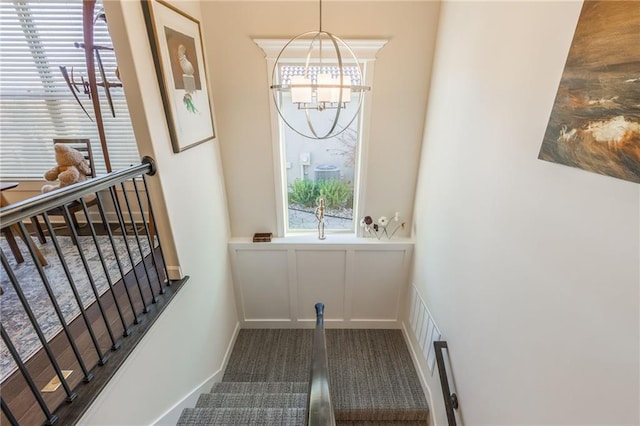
<box><xmin>434</xmin><ymin>341</ymin><xmax>459</xmax><ymax>426</ymax></box>
<box><xmin>307</xmin><ymin>303</ymin><xmax>336</xmax><ymax>426</ymax></box>
<box><xmin>0</xmin><ymin>156</ymin><xmax>155</xmax><ymax>228</ymax></box>
<box><xmin>0</xmin><ymin>154</ymin><xmax>176</xmax><ymax>424</ymax></box>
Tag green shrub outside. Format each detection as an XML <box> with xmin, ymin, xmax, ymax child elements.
<box><xmin>288</xmin><ymin>178</ymin><xmax>352</xmax><ymax>209</ymax></box>
<box><xmin>318</xmin><ymin>179</ymin><xmax>351</xmax><ymax>209</ymax></box>
<box><xmin>288</xmin><ymin>179</ymin><xmax>319</xmax><ymax>207</ymax></box>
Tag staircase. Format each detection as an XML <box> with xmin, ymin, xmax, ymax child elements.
<box><xmin>177</xmin><ymin>328</ymin><xmax>429</xmax><ymax>425</ymax></box>
<box><xmin>178</xmin><ymin>382</ymin><xmax>309</xmax><ymax>425</ymax></box>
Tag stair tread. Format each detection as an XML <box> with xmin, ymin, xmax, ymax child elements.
<box><xmin>177</xmin><ymin>407</ymin><xmax>306</xmax><ymax>426</ymax></box>
<box><xmin>196</xmin><ymin>392</ymin><xmax>307</xmax><ymax>409</ymax></box>
<box><xmin>210</xmin><ymin>381</ymin><xmax>308</xmax><ymax>394</ymax></box>
<box><xmin>334</xmin><ymin>407</ymin><xmax>430</xmax><ymax>422</ymax></box>
<box><xmin>180</xmin><ymin>329</ymin><xmax>432</xmax><ymax>424</ymax></box>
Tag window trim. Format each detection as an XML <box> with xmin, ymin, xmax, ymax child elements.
<box><xmin>254</xmin><ymin>38</ymin><xmax>387</xmax><ymax>237</ymax></box>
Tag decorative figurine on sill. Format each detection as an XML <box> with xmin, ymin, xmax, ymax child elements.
<box><xmin>315</xmin><ymin>198</ymin><xmax>326</xmax><ymax>240</ymax></box>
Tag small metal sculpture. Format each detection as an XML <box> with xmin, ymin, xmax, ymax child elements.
<box><xmin>315</xmin><ymin>198</ymin><xmax>326</xmax><ymax>240</ymax></box>
<box><xmin>61</xmin><ymin>43</ymin><xmax>122</xmax><ymax>120</ymax></box>
<box><xmin>59</xmin><ymin>65</ymin><xmax>92</xmax><ymax>120</ymax></box>
<box><xmin>58</xmin><ymin>3</ymin><xmax>121</xmax><ymax>172</ymax></box>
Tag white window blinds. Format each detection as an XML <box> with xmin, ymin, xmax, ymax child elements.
<box><xmin>0</xmin><ymin>0</ymin><xmax>139</xmax><ymax>179</ymax></box>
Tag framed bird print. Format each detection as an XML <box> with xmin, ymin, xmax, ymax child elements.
<box><xmin>141</xmin><ymin>0</ymin><xmax>215</xmax><ymax>153</ymax></box>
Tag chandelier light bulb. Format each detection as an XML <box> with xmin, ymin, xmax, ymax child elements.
<box><xmin>291</xmin><ymin>75</ymin><xmax>312</xmax><ymax>104</ymax></box>
<box><xmin>316</xmin><ymin>73</ymin><xmax>333</xmax><ymax>103</ymax></box>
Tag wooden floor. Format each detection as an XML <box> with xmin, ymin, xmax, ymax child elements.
<box><xmin>1</xmin><ymin>244</ymin><xmax>172</xmax><ymax>425</ymax></box>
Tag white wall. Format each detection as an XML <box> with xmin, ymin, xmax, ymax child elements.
<box><xmin>410</xmin><ymin>1</ymin><xmax>640</xmax><ymax>425</ymax></box>
<box><xmin>78</xmin><ymin>1</ymin><xmax>239</xmax><ymax>424</ymax></box>
<box><xmin>200</xmin><ymin>1</ymin><xmax>440</xmax><ymax>237</ymax></box>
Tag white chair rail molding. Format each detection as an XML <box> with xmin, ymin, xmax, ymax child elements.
<box><xmin>229</xmin><ymin>235</ymin><xmax>413</xmax><ymax>328</ymax></box>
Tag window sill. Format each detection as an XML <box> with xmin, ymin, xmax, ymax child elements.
<box><xmin>229</xmin><ymin>234</ymin><xmax>414</xmax><ymax>249</ymax></box>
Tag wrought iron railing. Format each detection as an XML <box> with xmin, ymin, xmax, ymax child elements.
<box><xmin>0</xmin><ymin>157</ymin><xmax>183</xmax><ymax>425</ymax></box>
<box><xmin>307</xmin><ymin>302</ymin><xmax>335</xmax><ymax>426</ymax></box>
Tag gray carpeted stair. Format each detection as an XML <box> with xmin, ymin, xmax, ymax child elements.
<box><xmin>178</xmin><ymin>407</ymin><xmax>306</xmax><ymax>425</ymax></box>
<box><xmin>177</xmin><ymin>329</ymin><xmax>429</xmax><ymax>425</ymax></box>
<box><xmin>195</xmin><ymin>392</ymin><xmax>308</xmax><ymax>409</ymax></box>
<box><xmin>326</xmin><ymin>330</ymin><xmax>429</xmax><ymax>424</ymax></box>
<box><xmin>178</xmin><ymin>382</ymin><xmax>308</xmax><ymax>425</ymax></box>
<box><xmin>207</xmin><ymin>382</ymin><xmax>309</xmax><ymax>395</ymax></box>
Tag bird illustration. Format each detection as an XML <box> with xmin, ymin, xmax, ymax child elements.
<box><xmin>183</xmin><ymin>93</ymin><xmax>198</xmax><ymax>113</ymax></box>
<box><xmin>177</xmin><ymin>45</ymin><xmax>194</xmax><ymax>77</ymax></box>
<box><xmin>177</xmin><ymin>44</ymin><xmax>198</xmax><ymax>113</ymax></box>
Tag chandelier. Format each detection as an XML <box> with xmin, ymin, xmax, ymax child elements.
<box><xmin>270</xmin><ymin>0</ymin><xmax>370</xmax><ymax>140</ymax></box>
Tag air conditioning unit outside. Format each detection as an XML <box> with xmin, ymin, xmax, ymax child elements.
<box><xmin>314</xmin><ymin>164</ymin><xmax>340</xmax><ymax>181</ymax></box>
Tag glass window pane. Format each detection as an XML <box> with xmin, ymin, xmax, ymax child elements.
<box><xmin>279</xmin><ymin>65</ymin><xmax>362</xmax><ymax>233</ymax></box>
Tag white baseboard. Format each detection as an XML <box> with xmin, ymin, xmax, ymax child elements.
<box><xmin>401</xmin><ymin>283</ymin><xmax>444</xmax><ymax>426</ymax></box>
<box><xmin>240</xmin><ymin>319</ymin><xmax>401</xmax><ymax>329</ymax></box>
<box><xmin>152</xmin><ymin>321</ymin><xmax>241</xmax><ymax>425</ymax></box>
<box><xmin>402</xmin><ymin>321</ymin><xmax>439</xmax><ymax>426</ymax></box>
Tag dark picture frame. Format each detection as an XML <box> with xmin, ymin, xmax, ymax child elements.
<box><xmin>141</xmin><ymin>0</ymin><xmax>215</xmax><ymax>153</ymax></box>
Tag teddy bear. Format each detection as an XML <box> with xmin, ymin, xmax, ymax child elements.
<box><xmin>42</xmin><ymin>143</ymin><xmax>92</xmax><ymax>193</ymax></box>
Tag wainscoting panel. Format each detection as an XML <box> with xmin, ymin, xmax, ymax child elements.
<box><xmin>229</xmin><ymin>237</ymin><xmax>414</xmax><ymax>328</ymax></box>
<box><xmin>296</xmin><ymin>250</ymin><xmax>346</xmax><ymax>321</ymax></box>
<box><xmin>352</xmin><ymin>250</ymin><xmax>405</xmax><ymax>320</ymax></box>
<box><xmin>408</xmin><ymin>284</ymin><xmax>441</xmax><ymax>373</ymax></box>
<box><xmin>235</xmin><ymin>250</ymin><xmax>291</xmax><ymax>320</ymax></box>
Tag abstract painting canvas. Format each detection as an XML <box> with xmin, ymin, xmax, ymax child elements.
<box><xmin>538</xmin><ymin>1</ymin><xmax>640</xmax><ymax>183</ymax></box>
